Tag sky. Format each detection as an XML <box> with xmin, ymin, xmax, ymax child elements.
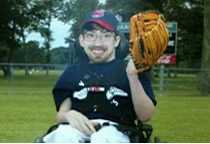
<box><xmin>26</xmin><ymin>18</ymin><xmax>70</xmax><ymax>48</ymax></box>
<box><xmin>26</xmin><ymin>0</ymin><xmax>106</xmax><ymax>48</ymax></box>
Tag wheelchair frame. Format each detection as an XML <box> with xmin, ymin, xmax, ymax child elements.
<box><xmin>34</xmin><ymin>121</ymin><xmax>161</xmax><ymax>143</ymax></box>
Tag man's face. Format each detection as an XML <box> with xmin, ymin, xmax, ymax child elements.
<box><xmin>79</xmin><ymin>29</ymin><xmax>120</xmax><ymax>63</ymax></box>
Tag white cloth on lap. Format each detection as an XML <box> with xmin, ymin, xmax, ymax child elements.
<box><xmin>91</xmin><ymin>125</ymin><xmax>129</xmax><ymax>143</ymax></box>
<box><xmin>43</xmin><ymin>124</ymin><xmax>88</xmax><ymax>143</ymax></box>
<box><xmin>43</xmin><ymin>119</ymin><xmax>130</xmax><ymax>143</ymax></box>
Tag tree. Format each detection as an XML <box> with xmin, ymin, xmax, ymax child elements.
<box><xmin>54</xmin><ymin>0</ymin><xmax>99</xmax><ymax>64</ymax></box>
<box><xmin>36</xmin><ymin>0</ymin><xmax>64</xmax><ymax>64</ymax></box>
<box><xmin>0</xmin><ymin>0</ymin><xmax>32</xmax><ymax>77</ymax></box>
<box><xmin>50</xmin><ymin>47</ymin><xmax>70</xmax><ymax>64</ymax></box>
<box><xmin>0</xmin><ymin>0</ymin><xmax>64</xmax><ymax>77</ymax></box>
<box><xmin>104</xmin><ymin>0</ymin><xmax>154</xmax><ymax>22</ymax></box>
<box><xmin>59</xmin><ymin>0</ymin><xmax>99</xmax><ymax>39</ymax></box>
<box><xmin>164</xmin><ymin>0</ymin><xmax>203</xmax><ymax>68</ymax></box>
<box><xmin>199</xmin><ymin>0</ymin><xmax>210</xmax><ymax>95</ymax></box>
<box><xmin>13</xmin><ymin>41</ymin><xmax>45</xmax><ymax>63</ymax></box>
<box><xmin>105</xmin><ymin>0</ymin><xmax>203</xmax><ymax>68</ymax></box>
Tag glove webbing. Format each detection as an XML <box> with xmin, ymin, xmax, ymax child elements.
<box><xmin>129</xmin><ymin>11</ymin><xmax>169</xmax><ymax>73</ymax></box>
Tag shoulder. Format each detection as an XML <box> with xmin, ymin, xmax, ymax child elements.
<box><xmin>62</xmin><ymin>63</ymin><xmax>86</xmax><ymax>74</ymax></box>
<box><xmin>56</xmin><ymin>64</ymin><xmax>81</xmax><ymax>84</ymax></box>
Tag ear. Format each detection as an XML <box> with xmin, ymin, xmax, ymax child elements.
<box><xmin>114</xmin><ymin>35</ymin><xmax>121</xmax><ymax>47</ymax></box>
<box><xmin>79</xmin><ymin>34</ymin><xmax>85</xmax><ymax>47</ymax></box>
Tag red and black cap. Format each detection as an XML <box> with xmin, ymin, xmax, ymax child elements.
<box><xmin>82</xmin><ymin>9</ymin><xmax>119</xmax><ymax>32</ymax></box>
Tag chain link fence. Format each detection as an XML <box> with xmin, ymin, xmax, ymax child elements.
<box><xmin>0</xmin><ymin>63</ymin><xmax>210</xmax><ymax>97</ymax></box>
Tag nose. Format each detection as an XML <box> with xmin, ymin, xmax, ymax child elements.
<box><xmin>93</xmin><ymin>35</ymin><xmax>103</xmax><ymax>46</ymax></box>
<box><xmin>92</xmin><ymin>31</ymin><xmax>105</xmax><ymax>44</ymax></box>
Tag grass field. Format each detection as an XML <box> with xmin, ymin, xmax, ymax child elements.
<box><xmin>0</xmin><ymin>71</ymin><xmax>210</xmax><ymax>142</ymax></box>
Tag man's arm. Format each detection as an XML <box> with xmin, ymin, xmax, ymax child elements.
<box><xmin>56</xmin><ymin>97</ymin><xmax>72</xmax><ymax>123</ymax></box>
<box><xmin>56</xmin><ymin>98</ymin><xmax>96</xmax><ymax>135</ymax></box>
<box><xmin>126</xmin><ymin>59</ymin><xmax>155</xmax><ymax>122</ymax></box>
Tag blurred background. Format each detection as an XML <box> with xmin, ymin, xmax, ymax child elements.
<box><xmin>0</xmin><ymin>0</ymin><xmax>209</xmax><ymax>142</ymax></box>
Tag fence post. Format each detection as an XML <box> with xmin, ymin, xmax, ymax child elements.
<box><xmin>159</xmin><ymin>64</ymin><xmax>165</xmax><ymax>95</ymax></box>
<box><xmin>25</xmin><ymin>65</ymin><xmax>29</xmax><ymax>76</ymax></box>
<box><xmin>46</xmin><ymin>65</ymin><xmax>49</xmax><ymax>76</ymax></box>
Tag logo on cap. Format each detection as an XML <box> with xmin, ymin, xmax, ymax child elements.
<box><xmin>91</xmin><ymin>10</ymin><xmax>105</xmax><ymax>18</ymax></box>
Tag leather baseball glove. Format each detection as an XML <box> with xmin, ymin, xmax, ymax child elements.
<box><xmin>129</xmin><ymin>11</ymin><xmax>169</xmax><ymax>73</ymax></box>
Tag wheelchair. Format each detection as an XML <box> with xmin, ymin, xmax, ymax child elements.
<box><xmin>34</xmin><ymin>121</ymin><xmax>161</xmax><ymax>143</ymax></box>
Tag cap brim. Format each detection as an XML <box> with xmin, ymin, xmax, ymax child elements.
<box><xmin>85</xmin><ymin>19</ymin><xmax>115</xmax><ymax>32</ymax></box>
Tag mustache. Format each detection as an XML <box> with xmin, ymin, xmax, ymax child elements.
<box><xmin>88</xmin><ymin>46</ymin><xmax>106</xmax><ymax>50</ymax></box>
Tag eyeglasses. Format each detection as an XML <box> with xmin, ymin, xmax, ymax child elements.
<box><xmin>83</xmin><ymin>31</ymin><xmax>115</xmax><ymax>42</ymax></box>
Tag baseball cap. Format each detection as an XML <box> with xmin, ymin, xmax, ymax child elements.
<box><xmin>82</xmin><ymin>9</ymin><xmax>119</xmax><ymax>32</ymax></box>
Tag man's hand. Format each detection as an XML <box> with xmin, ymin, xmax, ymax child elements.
<box><xmin>64</xmin><ymin>110</ymin><xmax>96</xmax><ymax>136</ymax></box>
<box><xmin>126</xmin><ymin>58</ymin><xmax>138</xmax><ymax>76</ymax></box>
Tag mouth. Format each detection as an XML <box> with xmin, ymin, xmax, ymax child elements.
<box><xmin>90</xmin><ymin>47</ymin><xmax>106</xmax><ymax>56</ymax></box>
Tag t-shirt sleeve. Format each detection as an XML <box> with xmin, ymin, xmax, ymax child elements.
<box><xmin>52</xmin><ymin>66</ymin><xmax>74</xmax><ymax>111</ymax></box>
<box><xmin>138</xmin><ymin>70</ymin><xmax>157</xmax><ymax>106</ymax></box>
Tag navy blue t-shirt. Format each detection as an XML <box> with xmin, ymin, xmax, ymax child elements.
<box><xmin>53</xmin><ymin>59</ymin><xmax>156</xmax><ymax>126</ymax></box>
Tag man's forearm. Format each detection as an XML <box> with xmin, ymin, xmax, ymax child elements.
<box><xmin>127</xmin><ymin>75</ymin><xmax>155</xmax><ymax>122</ymax></box>
<box><xmin>56</xmin><ymin>98</ymin><xmax>72</xmax><ymax>123</ymax></box>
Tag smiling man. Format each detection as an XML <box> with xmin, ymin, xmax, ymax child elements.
<box><xmin>79</xmin><ymin>10</ymin><xmax>120</xmax><ymax>63</ymax></box>
<box><xmin>43</xmin><ymin>9</ymin><xmax>156</xmax><ymax>143</ymax></box>
<box><xmin>80</xmin><ymin>24</ymin><xmax>120</xmax><ymax>63</ymax></box>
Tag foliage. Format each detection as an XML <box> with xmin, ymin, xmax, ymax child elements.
<box><xmin>35</xmin><ymin>0</ymin><xmax>64</xmax><ymax>64</ymax></box>
<box><xmin>197</xmin><ymin>71</ymin><xmax>210</xmax><ymax>95</ymax></box>
<box><xmin>58</xmin><ymin>0</ymin><xmax>99</xmax><ymax>39</ymax></box>
<box><xmin>50</xmin><ymin>47</ymin><xmax>70</xmax><ymax>64</ymax></box>
<box><xmin>0</xmin><ymin>0</ymin><xmax>204</xmax><ymax>67</ymax></box>
<box><xmin>13</xmin><ymin>41</ymin><xmax>46</xmax><ymax>63</ymax></box>
<box><xmin>199</xmin><ymin>0</ymin><xmax>210</xmax><ymax>95</ymax></box>
<box><xmin>0</xmin><ymin>0</ymin><xmax>205</xmax><ymax>75</ymax></box>
<box><xmin>104</xmin><ymin>0</ymin><xmax>204</xmax><ymax>68</ymax></box>
<box><xmin>166</xmin><ymin>0</ymin><xmax>203</xmax><ymax>68</ymax></box>
<box><xmin>0</xmin><ymin>0</ymin><xmax>64</xmax><ymax>77</ymax></box>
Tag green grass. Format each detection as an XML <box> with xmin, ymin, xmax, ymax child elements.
<box><xmin>0</xmin><ymin>72</ymin><xmax>210</xmax><ymax>142</ymax></box>
<box><xmin>0</xmin><ymin>73</ymin><xmax>59</xmax><ymax>142</ymax></box>
<box><xmin>152</xmin><ymin>96</ymin><xmax>210</xmax><ymax>142</ymax></box>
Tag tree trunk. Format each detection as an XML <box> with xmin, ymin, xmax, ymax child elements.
<box><xmin>200</xmin><ymin>0</ymin><xmax>210</xmax><ymax>95</ymax></box>
<box><xmin>1</xmin><ymin>65</ymin><xmax>13</xmax><ymax>78</ymax></box>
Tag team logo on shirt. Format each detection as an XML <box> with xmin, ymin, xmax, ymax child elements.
<box><xmin>73</xmin><ymin>80</ymin><xmax>128</xmax><ymax>102</ymax></box>
<box><xmin>78</xmin><ymin>80</ymin><xmax>85</xmax><ymax>87</ymax></box>
<box><xmin>73</xmin><ymin>88</ymin><xmax>88</xmax><ymax>100</ymax></box>
<box><xmin>73</xmin><ymin>86</ymin><xmax>105</xmax><ymax>100</ymax></box>
<box><xmin>106</xmin><ymin>86</ymin><xmax>128</xmax><ymax>100</ymax></box>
